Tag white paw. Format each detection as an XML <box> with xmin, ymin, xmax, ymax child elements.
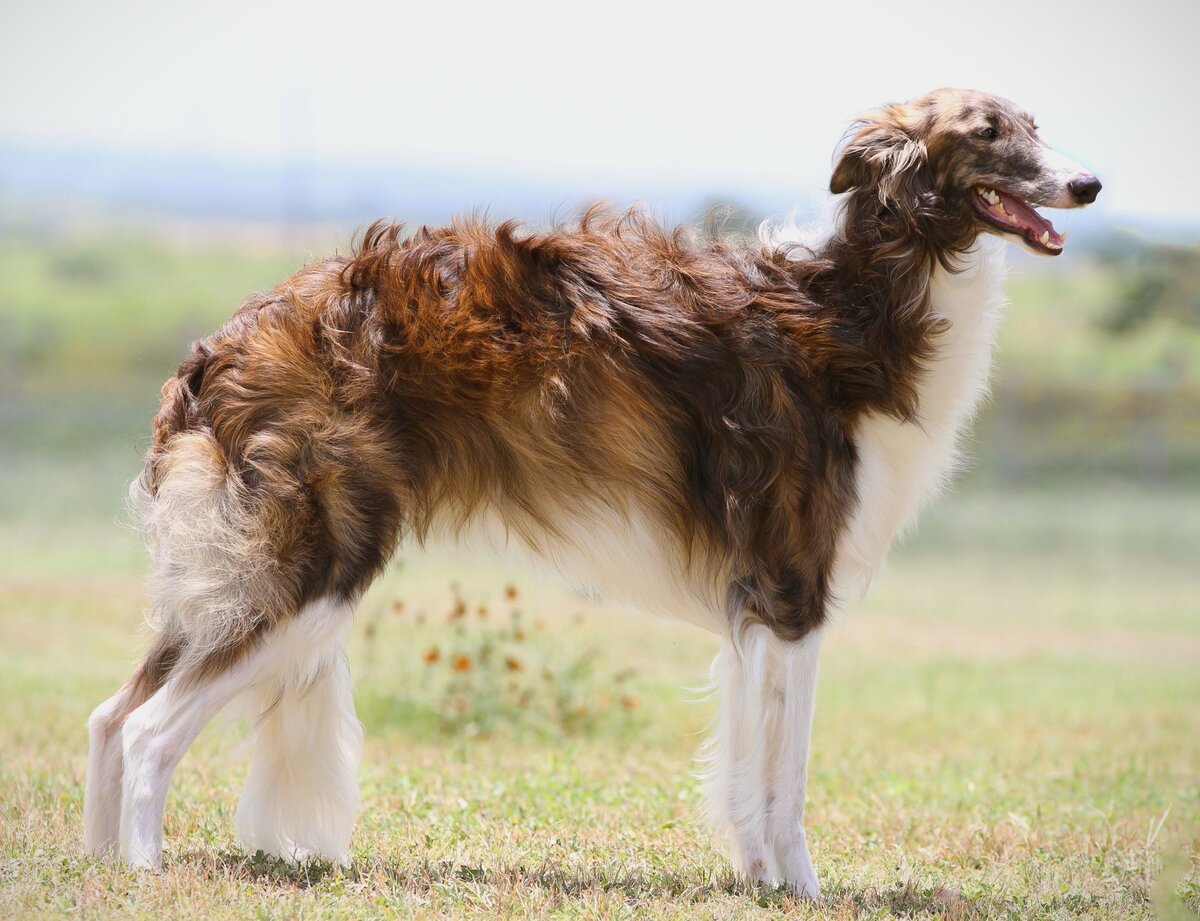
<box><xmin>747</xmin><ymin>866</ymin><xmax>821</xmax><ymax>901</ymax></box>
<box><xmin>123</xmin><ymin>847</ymin><xmax>163</xmax><ymax>870</ymax></box>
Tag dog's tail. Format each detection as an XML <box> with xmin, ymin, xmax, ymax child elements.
<box><xmin>129</xmin><ymin>427</ymin><xmax>306</xmax><ymax>686</ymax></box>
<box><xmin>129</xmin><ymin>310</ymin><xmax>409</xmax><ymax>686</ymax></box>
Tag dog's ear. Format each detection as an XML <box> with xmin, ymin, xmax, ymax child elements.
<box><xmin>830</xmin><ymin>106</ymin><xmax>926</xmax><ymax>198</ymax></box>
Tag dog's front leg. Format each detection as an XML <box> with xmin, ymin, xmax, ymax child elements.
<box><xmin>703</xmin><ymin>624</ymin><xmax>823</xmax><ymax>899</ymax></box>
<box><xmin>761</xmin><ymin>628</ymin><xmax>823</xmax><ymax>896</ymax></box>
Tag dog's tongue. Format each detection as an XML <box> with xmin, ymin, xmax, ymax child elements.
<box><xmin>996</xmin><ymin>189</ymin><xmax>1064</xmax><ymax>247</ymax></box>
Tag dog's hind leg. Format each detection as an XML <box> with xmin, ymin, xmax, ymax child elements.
<box><xmin>235</xmin><ymin>611</ymin><xmax>362</xmax><ymax>865</ymax></box>
<box><xmin>108</xmin><ymin>426</ymin><xmax>383</xmax><ymax>868</ymax></box>
<box><xmin>702</xmin><ymin>623</ymin><xmax>823</xmax><ymax>898</ymax></box>
<box><xmin>118</xmin><ymin>601</ymin><xmax>354</xmax><ymax>868</ymax></box>
<box><xmin>85</xmin><ymin>684</ymin><xmax>138</xmax><ymax>858</ymax></box>
<box><xmin>85</xmin><ymin>636</ymin><xmax>181</xmax><ymax>858</ymax></box>
<box><xmin>118</xmin><ymin>659</ymin><xmax>246</xmax><ymax>868</ymax></box>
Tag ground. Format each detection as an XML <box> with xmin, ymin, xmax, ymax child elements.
<box><xmin>1</xmin><ymin>487</ymin><xmax>1196</xmax><ymax>920</ymax></box>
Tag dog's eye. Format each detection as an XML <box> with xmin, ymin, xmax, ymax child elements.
<box><xmin>976</xmin><ymin>126</ymin><xmax>998</xmax><ymax>140</ymax></box>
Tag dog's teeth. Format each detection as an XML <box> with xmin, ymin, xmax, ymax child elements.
<box><xmin>1040</xmin><ymin>231</ymin><xmax>1050</xmax><ymax>244</ymax></box>
<box><xmin>1060</xmin><ymin>231</ymin><xmax>1070</xmax><ymax>242</ymax></box>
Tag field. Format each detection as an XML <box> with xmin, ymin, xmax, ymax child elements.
<box><xmin>1</xmin><ymin>226</ymin><xmax>1198</xmax><ymax>919</ymax></box>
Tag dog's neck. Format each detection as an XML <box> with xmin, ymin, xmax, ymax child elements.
<box><xmin>774</xmin><ymin>191</ymin><xmax>1002</xmax><ymax>424</ymax></box>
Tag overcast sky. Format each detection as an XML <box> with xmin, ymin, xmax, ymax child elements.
<box><xmin>2</xmin><ymin>0</ymin><xmax>1196</xmax><ymax>221</ymax></box>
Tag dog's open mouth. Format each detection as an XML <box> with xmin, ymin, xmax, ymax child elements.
<box><xmin>972</xmin><ymin>186</ymin><xmax>1065</xmax><ymax>255</ymax></box>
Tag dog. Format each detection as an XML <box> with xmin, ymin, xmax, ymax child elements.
<box><xmin>84</xmin><ymin>88</ymin><xmax>1100</xmax><ymax>895</ymax></box>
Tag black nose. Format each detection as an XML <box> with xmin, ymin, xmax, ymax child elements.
<box><xmin>1068</xmin><ymin>173</ymin><xmax>1102</xmax><ymax>205</ymax></box>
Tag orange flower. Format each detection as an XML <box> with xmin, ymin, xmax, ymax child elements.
<box><xmin>423</xmin><ymin>647</ymin><xmax>440</xmax><ymax>665</ymax></box>
<box><xmin>452</xmin><ymin>654</ymin><xmax>473</xmax><ymax>672</ymax></box>
<box><xmin>504</xmin><ymin>655</ymin><xmax>523</xmax><ymax>672</ymax></box>
<box><xmin>620</xmin><ymin>695</ymin><xmax>639</xmax><ymax>710</ymax></box>
<box><xmin>504</xmin><ymin>584</ymin><xmax>519</xmax><ymax>600</ymax></box>
<box><xmin>449</xmin><ymin>600</ymin><xmax>467</xmax><ymax>620</ymax></box>
<box><xmin>391</xmin><ymin>601</ymin><xmax>405</xmax><ymax>614</ymax></box>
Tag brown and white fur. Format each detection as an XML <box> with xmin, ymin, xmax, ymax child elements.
<box><xmin>84</xmin><ymin>88</ymin><xmax>1100</xmax><ymax>894</ymax></box>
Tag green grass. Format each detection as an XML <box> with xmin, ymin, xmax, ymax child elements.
<box><xmin>1003</xmin><ymin>265</ymin><xmax>1200</xmax><ymax>388</ymax></box>
<box><xmin>0</xmin><ymin>488</ymin><xmax>1197</xmax><ymax>920</ymax></box>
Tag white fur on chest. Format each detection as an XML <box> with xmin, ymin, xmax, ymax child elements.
<box><xmin>831</xmin><ymin>240</ymin><xmax>1008</xmax><ymax>602</ymax></box>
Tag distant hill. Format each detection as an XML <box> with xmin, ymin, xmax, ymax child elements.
<box><xmin>1</xmin><ymin>142</ymin><xmax>1196</xmax><ymax>247</ymax></box>
<box><xmin>0</xmin><ymin>143</ymin><xmax>794</xmax><ymax>230</ymax></box>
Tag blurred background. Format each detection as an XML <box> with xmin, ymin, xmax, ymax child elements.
<box><xmin>1</xmin><ymin>2</ymin><xmax>1198</xmax><ymax>916</ymax></box>
<box><xmin>3</xmin><ymin>0</ymin><xmax>1199</xmax><ymax>521</ymax></box>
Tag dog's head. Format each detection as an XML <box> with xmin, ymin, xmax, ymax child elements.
<box><xmin>831</xmin><ymin>88</ymin><xmax>1100</xmax><ymax>256</ymax></box>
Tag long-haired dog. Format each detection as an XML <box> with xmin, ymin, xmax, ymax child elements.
<box><xmin>84</xmin><ymin>88</ymin><xmax>1100</xmax><ymax>895</ymax></box>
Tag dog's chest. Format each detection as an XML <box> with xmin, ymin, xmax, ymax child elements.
<box><xmin>832</xmin><ymin>242</ymin><xmax>1008</xmax><ymax>601</ymax></box>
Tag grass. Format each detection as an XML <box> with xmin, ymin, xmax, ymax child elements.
<box><xmin>0</xmin><ymin>487</ymin><xmax>1197</xmax><ymax>920</ymax></box>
